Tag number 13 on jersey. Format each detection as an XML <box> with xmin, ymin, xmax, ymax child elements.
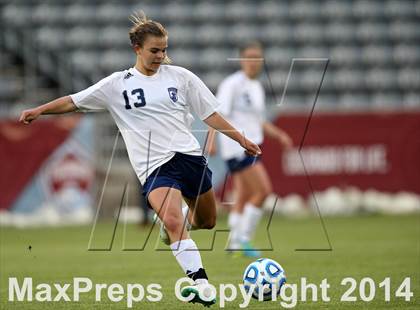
<box><xmin>123</xmin><ymin>89</ymin><xmax>146</xmax><ymax>109</ymax></box>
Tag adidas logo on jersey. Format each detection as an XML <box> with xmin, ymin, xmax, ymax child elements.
<box><xmin>124</xmin><ymin>72</ymin><xmax>133</xmax><ymax>80</ymax></box>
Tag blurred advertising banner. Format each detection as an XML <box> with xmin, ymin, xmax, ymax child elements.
<box><xmin>0</xmin><ymin>116</ymin><xmax>94</xmax><ymax>227</ymax></box>
<box><xmin>262</xmin><ymin>110</ymin><xmax>420</xmax><ymax>196</ymax></box>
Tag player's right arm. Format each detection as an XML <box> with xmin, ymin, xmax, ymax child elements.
<box><xmin>19</xmin><ymin>96</ymin><xmax>77</xmax><ymax>124</ymax></box>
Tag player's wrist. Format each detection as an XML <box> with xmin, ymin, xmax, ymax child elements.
<box><xmin>239</xmin><ymin>137</ymin><xmax>248</xmax><ymax>149</ymax></box>
<box><xmin>36</xmin><ymin>106</ymin><xmax>46</xmax><ymax>115</ymax></box>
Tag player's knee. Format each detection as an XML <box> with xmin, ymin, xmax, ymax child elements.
<box><xmin>163</xmin><ymin>215</ymin><xmax>183</xmax><ymax>233</ymax></box>
<box><xmin>251</xmin><ymin>188</ymin><xmax>271</xmax><ymax>205</ymax></box>
<box><xmin>236</xmin><ymin>198</ymin><xmax>247</xmax><ymax>208</ymax></box>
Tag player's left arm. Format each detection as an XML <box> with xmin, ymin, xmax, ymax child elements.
<box><xmin>262</xmin><ymin>121</ymin><xmax>293</xmax><ymax>149</ymax></box>
<box><xmin>204</xmin><ymin>112</ymin><xmax>261</xmax><ymax>157</ymax></box>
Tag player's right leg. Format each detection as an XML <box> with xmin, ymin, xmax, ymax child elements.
<box><xmin>236</xmin><ymin>161</ymin><xmax>272</xmax><ymax>256</ymax></box>
<box><xmin>240</xmin><ymin>161</ymin><xmax>272</xmax><ymax>207</ymax></box>
<box><xmin>148</xmin><ymin>187</ymin><xmax>187</xmax><ymax>243</ymax></box>
<box><xmin>227</xmin><ymin>173</ymin><xmax>250</xmax><ymax>251</ymax></box>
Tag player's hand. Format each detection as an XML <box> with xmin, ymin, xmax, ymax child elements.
<box><xmin>19</xmin><ymin>108</ymin><xmax>42</xmax><ymax>125</ymax></box>
<box><xmin>241</xmin><ymin>138</ymin><xmax>262</xmax><ymax>157</ymax></box>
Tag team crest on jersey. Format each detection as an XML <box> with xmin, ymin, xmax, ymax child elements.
<box><xmin>167</xmin><ymin>87</ymin><xmax>178</xmax><ymax>103</ymax></box>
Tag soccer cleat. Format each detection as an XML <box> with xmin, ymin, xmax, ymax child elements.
<box><xmin>240</xmin><ymin>241</ymin><xmax>261</xmax><ymax>258</ymax></box>
<box><xmin>225</xmin><ymin>245</ymin><xmax>241</xmax><ymax>258</ymax></box>
<box><xmin>153</xmin><ymin>213</ymin><xmax>170</xmax><ymax>245</ymax></box>
<box><xmin>181</xmin><ymin>284</ymin><xmax>216</xmax><ymax>307</ymax></box>
<box><xmin>226</xmin><ymin>241</ymin><xmax>261</xmax><ymax>258</ymax></box>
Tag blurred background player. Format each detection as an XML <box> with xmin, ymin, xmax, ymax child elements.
<box><xmin>19</xmin><ymin>13</ymin><xmax>261</xmax><ymax>306</ymax></box>
<box><xmin>209</xmin><ymin>42</ymin><xmax>292</xmax><ymax>257</ymax></box>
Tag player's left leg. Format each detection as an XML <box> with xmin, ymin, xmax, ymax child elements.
<box><xmin>241</xmin><ymin>161</ymin><xmax>272</xmax><ymax>207</ymax></box>
<box><xmin>183</xmin><ymin>188</ymin><xmax>217</xmax><ymax>230</ymax></box>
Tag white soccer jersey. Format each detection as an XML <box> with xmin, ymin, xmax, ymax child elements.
<box><xmin>216</xmin><ymin>71</ymin><xmax>265</xmax><ymax>160</ymax></box>
<box><xmin>70</xmin><ymin>65</ymin><xmax>219</xmax><ymax>185</ymax></box>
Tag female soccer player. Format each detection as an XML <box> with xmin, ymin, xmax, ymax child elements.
<box><xmin>210</xmin><ymin>41</ymin><xmax>292</xmax><ymax>258</ymax></box>
<box><xmin>19</xmin><ymin>14</ymin><xmax>261</xmax><ymax>306</ymax></box>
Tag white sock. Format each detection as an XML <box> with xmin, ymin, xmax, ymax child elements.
<box><xmin>171</xmin><ymin>239</ymin><xmax>205</xmax><ymax>276</ymax></box>
<box><xmin>240</xmin><ymin>203</ymin><xmax>263</xmax><ymax>243</ymax></box>
<box><xmin>227</xmin><ymin>211</ymin><xmax>242</xmax><ymax>250</ymax></box>
<box><xmin>195</xmin><ymin>278</ymin><xmax>208</xmax><ymax>285</ymax></box>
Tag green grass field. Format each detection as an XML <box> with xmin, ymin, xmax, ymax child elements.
<box><xmin>1</xmin><ymin>214</ymin><xmax>419</xmax><ymax>309</ymax></box>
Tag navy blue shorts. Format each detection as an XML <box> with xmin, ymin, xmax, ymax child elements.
<box><xmin>142</xmin><ymin>153</ymin><xmax>213</xmax><ymax>202</ymax></box>
<box><xmin>226</xmin><ymin>154</ymin><xmax>261</xmax><ymax>173</ymax></box>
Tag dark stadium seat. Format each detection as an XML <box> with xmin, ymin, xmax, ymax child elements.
<box><xmin>372</xmin><ymin>92</ymin><xmax>404</xmax><ymax>107</ymax></box>
<box><xmin>264</xmin><ymin>46</ymin><xmax>296</xmax><ymax>67</ymax></box>
<box><xmin>334</xmin><ymin>69</ymin><xmax>366</xmax><ymax>91</ymax></box>
<box><xmin>256</xmin><ymin>1</ymin><xmax>289</xmax><ymax>20</ymax></box>
<box><xmin>293</xmin><ymin>23</ymin><xmax>325</xmax><ymax>43</ymax></box>
<box><xmin>398</xmin><ymin>68</ymin><xmax>420</xmax><ymax>90</ymax></box>
<box><xmin>330</xmin><ymin>46</ymin><xmax>362</xmax><ymax>66</ymax></box>
<box><xmin>195</xmin><ymin>25</ymin><xmax>227</xmax><ymax>45</ymax></box>
<box><xmin>325</xmin><ymin>22</ymin><xmax>357</xmax><ymax>43</ymax></box>
<box><xmin>96</xmin><ymin>4</ymin><xmax>131</xmax><ymax>24</ymax></box>
<box><xmin>365</xmin><ymin>68</ymin><xmax>399</xmax><ymax>90</ymax></box>
<box><xmin>67</xmin><ymin>27</ymin><xmax>99</xmax><ymax>48</ymax></box>
<box><xmin>36</xmin><ymin>27</ymin><xmax>65</xmax><ymax>50</ymax></box>
<box><xmin>352</xmin><ymin>0</ymin><xmax>385</xmax><ymax>19</ymax></box>
<box><xmin>361</xmin><ymin>45</ymin><xmax>393</xmax><ymax>66</ymax></box>
<box><xmin>289</xmin><ymin>1</ymin><xmax>323</xmax><ymax>20</ymax></box>
<box><xmin>385</xmin><ymin>0</ymin><xmax>418</xmax><ymax>18</ymax></box>
<box><xmin>323</xmin><ymin>0</ymin><xmax>353</xmax><ymax>19</ymax></box>
<box><xmin>99</xmin><ymin>50</ymin><xmax>134</xmax><ymax>73</ymax></box>
<box><xmin>166</xmin><ymin>24</ymin><xmax>196</xmax><ymax>45</ymax></box>
<box><xmin>260</xmin><ymin>23</ymin><xmax>293</xmax><ymax>44</ymax></box>
<box><xmin>227</xmin><ymin>24</ymin><xmax>260</xmax><ymax>45</ymax></box>
<box><xmin>393</xmin><ymin>44</ymin><xmax>420</xmax><ymax>65</ymax></box>
<box><xmin>389</xmin><ymin>21</ymin><xmax>420</xmax><ymax>42</ymax></box>
<box><xmin>65</xmin><ymin>4</ymin><xmax>98</xmax><ymax>24</ymax></box>
<box><xmin>169</xmin><ymin>48</ymin><xmax>199</xmax><ymax>69</ymax></box>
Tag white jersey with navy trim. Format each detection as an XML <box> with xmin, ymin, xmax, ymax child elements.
<box><xmin>216</xmin><ymin>71</ymin><xmax>265</xmax><ymax>160</ymax></box>
<box><xmin>70</xmin><ymin>65</ymin><xmax>220</xmax><ymax>184</ymax></box>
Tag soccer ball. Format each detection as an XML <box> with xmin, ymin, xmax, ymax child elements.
<box><xmin>243</xmin><ymin>258</ymin><xmax>286</xmax><ymax>301</ymax></box>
